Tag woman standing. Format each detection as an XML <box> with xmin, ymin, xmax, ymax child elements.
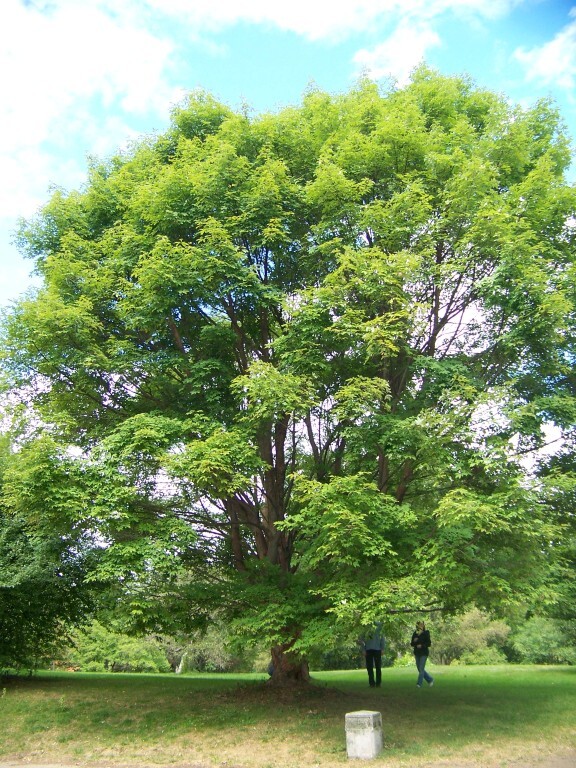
<box><xmin>411</xmin><ymin>620</ymin><xmax>434</xmax><ymax>688</ymax></box>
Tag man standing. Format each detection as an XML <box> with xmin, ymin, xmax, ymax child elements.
<box><xmin>360</xmin><ymin>623</ymin><xmax>385</xmax><ymax>687</ymax></box>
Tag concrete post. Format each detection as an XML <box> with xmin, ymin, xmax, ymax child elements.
<box><xmin>345</xmin><ymin>710</ymin><xmax>383</xmax><ymax>759</ymax></box>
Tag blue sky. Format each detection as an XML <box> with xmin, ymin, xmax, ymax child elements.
<box><xmin>1</xmin><ymin>0</ymin><xmax>575</xmax><ymax>308</ymax></box>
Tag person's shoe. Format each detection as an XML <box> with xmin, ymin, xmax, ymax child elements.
<box><xmin>428</xmin><ymin>679</ymin><xmax>434</xmax><ymax>686</ymax></box>
<box><xmin>416</xmin><ymin>684</ymin><xmax>422</xmax><ymax>688</ymax></box>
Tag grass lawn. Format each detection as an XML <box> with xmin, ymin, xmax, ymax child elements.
<box><xmin>0</xmin><ymin>665</ymin><xmax>574</xmax><ymax>768</ymax></box>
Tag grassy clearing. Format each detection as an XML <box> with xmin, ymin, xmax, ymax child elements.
<box><xmin>0</xmin><ymin>665</ymin><xmax>574</xmax><ymax>768</ymax></box>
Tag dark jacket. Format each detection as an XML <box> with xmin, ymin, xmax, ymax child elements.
<box><xmin>411</xmin><ymin>629</ymin><xmax>431</xmax><ymax>656</ymax></box>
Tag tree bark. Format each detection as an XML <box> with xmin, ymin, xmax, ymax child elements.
<box><xmin>268</xmin><ymin>644</ymin><xmax>310</xmax><ymax>686</ymax></box>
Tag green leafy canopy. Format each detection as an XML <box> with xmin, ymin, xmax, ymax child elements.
<box><xmin>2</xmin><ymin>69</ymin><xmax>575</xmax><ymax>675</ymax></box>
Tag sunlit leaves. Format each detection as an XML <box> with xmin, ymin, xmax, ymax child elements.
<box><xmin>333</xmin><ymin>376</ymin><xmax>390</xmax><ymax>423</ymax></box>
<box><xmin>232</xmin><ymin>360</ymin><xmax>315</xmax><ymax>426</ymax></box>
<box><xmin>285</xmin><ymin>474</ymin><xmax>399</xmax><ymax>568</ymax></box>
<box><xmin>167</xmin><ymin>427</ymin><xmax>264</xmax><ymax>499</ymax></box>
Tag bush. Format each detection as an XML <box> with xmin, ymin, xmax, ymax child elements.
<box><xmin>460</xmin><ymin>646</ymin><xmax>508</xmax><ymax>665</ymax></box>
<box><xmin>432</xmin><ymin>608</ymin><xmax>511</xmax><ymax>665</ymax></box>
<box><xmin>511</xmin><ymin>617</ymin><xmax>576</xmax><ymax>665</ymax></box>
<box><xmin>64</xmin><ymin>622</ymin><xmax>171</xmax><ymax>673</ymax></box>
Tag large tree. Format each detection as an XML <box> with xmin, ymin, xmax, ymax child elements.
<box><xmin>2</xmin><ymin>67</ymin><xmax>575</xmax><ymax>682</ymax></box>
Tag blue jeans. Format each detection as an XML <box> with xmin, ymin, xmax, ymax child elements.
<box><xmin>415</xmin><ymin>654</ymin><xmax>433</xmax><ymax>686</ymax></box>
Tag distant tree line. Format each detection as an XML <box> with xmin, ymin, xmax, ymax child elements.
<box><xmin>40</xmin><ymin>609</ymin><xmax>576</xmax><ymax>674</ymax></box>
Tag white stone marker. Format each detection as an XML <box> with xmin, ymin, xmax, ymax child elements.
<box><xmin>345</xmin><ymin>710</ymin><xmax>383</xmax><ymax>759</ymax></box>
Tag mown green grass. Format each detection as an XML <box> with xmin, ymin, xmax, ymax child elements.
<box><xmin>0</xmin><ymin>665</ymin><xmax>574</xmax><ymax>768</ymax></box>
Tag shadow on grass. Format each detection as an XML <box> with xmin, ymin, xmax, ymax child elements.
<box><xmin>1</xmin><ymin>666</ymin><xmax>575</xmax><ymax>761</ymax></box>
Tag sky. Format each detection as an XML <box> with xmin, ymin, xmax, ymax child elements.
<box><xmin>1</xmin><ymin>0</ymin><xmax>575</xmax><ymax>308</ymax></box>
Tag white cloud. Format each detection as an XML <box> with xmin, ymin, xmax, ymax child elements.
<box><xmin>0</xmin><ymin>0</ymin><xmax>179</xmax><ymax>218</ymax></box>
<box><xmin>137</xmin><ymin>0</ymin><xmax>520</xmax><ymax>41</ymax></box>
<box><xmin>514</xmin><ymin>10</ymin><xmax>576</xmax><ymax>92</ymax></box>
<box><xmin>352</xmin><ymin>21</ymin><xmax>441</xmax><ymax>85</ymax></box>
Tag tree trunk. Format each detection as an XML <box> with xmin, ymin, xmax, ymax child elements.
<box><xmin>268</xmin><ymin>644</ymin><xmax>310</xmax><ymax>686</ymax></box>
<box><xmin>175</xmin><ymin>651</ymin><xmax>187</xmax><ymax>674</ymax></box>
